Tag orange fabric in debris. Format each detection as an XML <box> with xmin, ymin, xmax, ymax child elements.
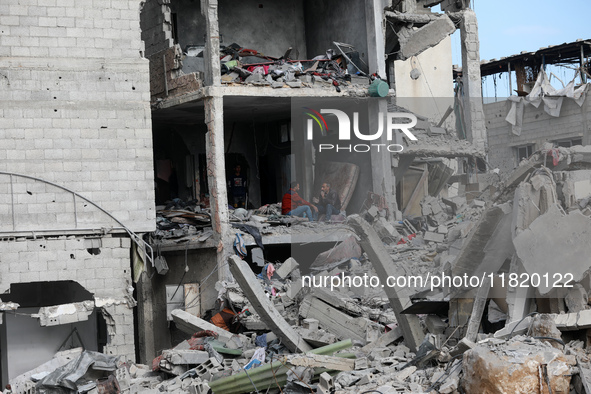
<box><xmin>210</xmin><ymin>308</ymin><xmax>236</xmax><ymax>332</ymax></box>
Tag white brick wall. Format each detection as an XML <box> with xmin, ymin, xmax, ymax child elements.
<box><xmin>486</xmin><ymin>98</ymin><xmax>591</xmax><ymax>174</ymax></box>
<box><xmin>0</xmin><ymin>235</ymin><xmax>136</xmax><ymax>358</ymax></box>
<box><xmin>0</xmin><ymin>0</ymin><xmax>155</xmax><ymax>233</ymax></box>
<box><xmin>139</xmin><ymin>0</ymin><xmax>174</xmax><ymax>57</ymax></box>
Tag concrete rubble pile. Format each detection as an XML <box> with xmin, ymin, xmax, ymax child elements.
<box><xmin>154</xmin><ymin>199</ymin><xmax>212</xmax><ymax>237</ymax></box>
<box><xmin>13</xmin><ymin>148</ymin><xmax>591</xmax><ymax>393</ymax></box>
<box><xmin>216</xmin><ymin>42</ymin><xmax>381</xmax><ymax>95</ymax></box>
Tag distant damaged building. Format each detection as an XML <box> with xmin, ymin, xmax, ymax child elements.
<box><xmin>483</xmin><ymin>40</ymin><xmax>591</xmax><ymax>173</ymax></box>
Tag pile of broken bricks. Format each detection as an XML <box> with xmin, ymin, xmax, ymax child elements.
<box><xmin>218</xmin><ymin>43</ymin><xmax>374</xmax><ymax>93</ymax></box>
<box><xmin>11</xmin><ymin>150</ymin><xmax>591</xmax><ymax>393</ymax></box>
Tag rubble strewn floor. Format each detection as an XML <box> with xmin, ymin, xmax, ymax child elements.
<box><xmin>14</xmin><ymin>148</ymin><xmax>591</xmax><ymax>393</ymax></box>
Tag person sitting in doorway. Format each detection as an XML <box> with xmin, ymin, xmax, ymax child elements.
<box><xmin>316</xmin><ymin>182</ymin><xmax>341</xmax><ymax>222</ymax></box>
<box><xmin>281</xmin><ymin>182</ymin><xmax>318</xmax><ymax>221</ymax></box>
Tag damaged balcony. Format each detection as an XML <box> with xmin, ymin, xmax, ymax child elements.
<box><xmin>141</xmin><ymin>0</ymin><xmax>386</xmax><ymax>108</ymax></box>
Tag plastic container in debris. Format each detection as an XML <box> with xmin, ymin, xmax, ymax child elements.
<box><xmin>368</xmin><ymin>79</ymin><xmax>389</xmax><ymax>97</ymax></box>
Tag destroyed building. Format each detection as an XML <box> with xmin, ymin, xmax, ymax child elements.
<box><xmin>4</xmin><ymin>0</ymin><xmax>591</xmax><ymax>393</ymax></box>
<box><xmin>483</xmin><ymin>39</ymin><xmax>591</xmax><ymax>174</ymax></box>
<box><xmin>137</xmin><ymin>0</ymin><xmax>488</xmax><ymax>366</ymax></box>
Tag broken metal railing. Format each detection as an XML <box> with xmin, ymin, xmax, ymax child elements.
<box><xmin>0</xmin><ymin>171</ymin><xmax>154</xmax><ymax>266</ymax></box>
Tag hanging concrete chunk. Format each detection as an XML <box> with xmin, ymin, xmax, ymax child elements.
<box><xmin>398</xmin><ymin>15</ymin><xmax>456</xmax><ymax>60</ymax></box>
<box><xmin>34</xmin><ymin>301</ymin><xmax>95</xmax><ymax>327</ymax></box>
<box><xmin>227</xmin><ymin>255</ymin><xmax>312</xmax><ymax>353</ymax></box>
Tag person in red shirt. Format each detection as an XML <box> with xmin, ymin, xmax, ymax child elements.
<box><xmin>281</xmin><ymin>182</ymin><xmax>318</xmax><ymax>221</ymax></box>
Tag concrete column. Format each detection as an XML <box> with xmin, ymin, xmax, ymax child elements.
<box><xmin>301</xmin><ymin>138</ymin><xmax>315</xmax><ymax>201</ymax></box>
<box><xmin>459</xmin><ymin>9</ymin><xmax>487</xmax><ymax>152</ymax></box>
<box><xmin>205</xmin><ymin>96</ymin><xmax>231</xmax><ymax>281</ymax></box>
<box><xmin>202</xmin><ymin>0</ymin><xmax>230</xmax><ymax>281</ymax></box>
<box><xmin>365</xmin><ymin>0</ymin><xmax>387</xmax><ymax>77</ymax></box>
<box><xmin>136</xmin><ymin>273</ymin><xmax>156</xmax><ymax>364</ymax></box>
<box><xmin>369</xmin><ymin>99</ymin><xmax>397</xmax><ymax>217</ymax></box>
<box><xmin>201</xmin><ymin>0</ymin><xmax>221</xmax><ymax>87</ymax></box>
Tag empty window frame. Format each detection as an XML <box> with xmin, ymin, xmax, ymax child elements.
<box><xmin>552</xmin><ymin>138</ymin><xmax>583</xmax><ymax>148</ymax></box>
<box><xmin>515</xmin><ymin>145</ymin><xmax>534</xmax><ymax>164</ymax></box>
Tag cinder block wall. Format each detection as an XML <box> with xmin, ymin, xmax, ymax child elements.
<box><xmin>0</xmin><ymin>236</ymin><xmax>135</xmax><ymax>357</ymax></box>
<box><xmin>0</xmin><ymin>0</ymin><xmax>156</xmax><ymax>363</ymax></box>
<box><xmin>140</xmin><ymin>0</ymin><xmax>174</xmax><ymax>58</ymax></box>
<box><xmin>486</xmin><ymin>98</ymin><xmax>591</xmax><ymax>174</ymax></box>
<box><xmin>0</xmin><ymin>0</ymin><xmax>155</xmax><ymax>234</ymax></box>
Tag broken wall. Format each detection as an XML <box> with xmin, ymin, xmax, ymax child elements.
<box><xmin>560</xmin><ymin>170</ymin><xmax>591</xmax><ymax>208</ymax></box>
<box><xmin>304</xmin><ymin>0</ymin><xmax>368</xmax><ymax>66</ymax></box>
<box><xmin>168</xmin><ymin>0</ymin><xmax>205</xmax><ymax>54</ymax></box>
<box><xmin>0</xmin><ymin>236</ymin><xmax>136</xmax><ymax>380</ymax></box>
<box><xmin>486</xmin><ymin>97</ymin><xmax>591</xmax><ymax>174</ymax></box>
<box><xmin>138</xmin><ymin>248</ymin><xmax>217</xmax><ymax>362</ymax></box>
<box><xmin>1</xmin><ymin>308</ymin><xmax>98</xmax><ymax>383</ymax></box>
<box><xmin>394</xmin><ymin>36</ymin><xmax>454</xmax><ymax>122</ymax></box>
<box><xmin>164</xmin><ymin>0</ymin><xmax>307</xmax><ymax>59</ymax></box>
<box><xmin>0</xmin><ymin>0</ymin><xmax>156</xmax><ymax>233</ymax></box>
<box><xmin>219</xmin><ymin>0</ymin><xmax>307</xmax><ymax>59</ymax></box>
<box><xmin>140</xmin><ymin>0</ymin><xmax>175</xmax><ymax>57</ymax></box>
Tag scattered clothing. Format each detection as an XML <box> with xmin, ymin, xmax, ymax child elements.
<box><xmin>232</xmin><ymin>223</ymin><xmax>264</xmax><ymax>250</ymax></box>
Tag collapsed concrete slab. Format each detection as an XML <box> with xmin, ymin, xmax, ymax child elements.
<box><xmin>284</xmin><ymin>354</ymin><xmax>354</xmax><ymax>371</ymax></box>
<box><xmin>171</xmin><ymin>309</ymin><xmax>234</xmax><ymax>343</ymax></box>
<box><xmin>228</xmin><ymin>255</ymin><xmax>312</xmax><ymax>353</ymax></box>
<box><xmin>398</xmin><ymin>15</ymin><xmax>456</xmax><ymax>60</ymax></box>
<box><xmin>493</xmin><ymin>316</ymin><xmax>532</xmax><ymax>339</ymax></box>
<box><xmin>161</xmin><ymin>349</ymin><xmax>210</xmax><ymax>365</ymax></box>
<box><xmin>311</xmin><ymin>235</ymin><xmax>362</xmax><ymax>270</ymax></box>
<box><xmin>360</xmin><ymin>328</ymin><xmax>403</xmax><ymax>354</ymax></box>
<box><xmin>553</xmin><ymin>309</ymin><xmax>591</xmax><ymax>331</ymax></box>
<box><xmin>299</xmin><ymin>296</ymin><xmax>379</xmax><ymax>344</ymax></box>
<box><xmin>309</xmin><ymin>286</ymin><xmax>364</xmax><ymax>316</ymax></box>
<box><xmin>451</xmin><ymin>203</ymin><xmax>513</xmax><ymax>291</ymax></box>
<box><xmin>514</xmin><ymin>205</ymin><xmax>591</xmax><ymax>294</ymax></box>
<box><xmin>464</xmin><ymin>276</ymin><xmax>490</xmax><ymax>342</ymax></box>
<box><xmin>347</xmin><ymin>215</ymin><xmax>424</xmax><ymax>352</ymax></box>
